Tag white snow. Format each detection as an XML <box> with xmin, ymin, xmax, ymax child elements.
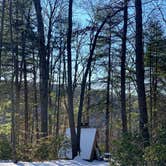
<box><xmin>66</xmin><ymin>128</ymin><xmax>97</xmax><ymax>160</ymax></box>
<box><xmin>0</xmin><ymin>157</ymin><xmax>109</xmax><ymax>166</ymax></box>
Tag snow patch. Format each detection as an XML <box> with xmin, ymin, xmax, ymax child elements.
<box><xmin>0</xmin><ymin>159</ymin><xmax>109</xmax><ymax>166</ymax></box>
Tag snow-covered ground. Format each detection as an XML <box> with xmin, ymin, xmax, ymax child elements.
<box><xmin>0</xmin><ymin>157</ymin><xmax>109</xmax><ymax>166</ymax></box>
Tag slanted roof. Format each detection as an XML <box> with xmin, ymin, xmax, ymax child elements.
<box><xmin>66</xmin><ymin>128</ymin><xmax>97</xmax><ymax>160</ymax></box>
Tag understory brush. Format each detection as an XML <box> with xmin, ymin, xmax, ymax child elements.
<box><xmin>112</xmin><ymin>128</ymin><xmax>166</xmax><ymax>166</ymax></box>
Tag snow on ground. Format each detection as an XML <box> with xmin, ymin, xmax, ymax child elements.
<box><xmin>0</xmin><ymin>157</ymin><xmax>109</xmax><ymax>166</ymax></box>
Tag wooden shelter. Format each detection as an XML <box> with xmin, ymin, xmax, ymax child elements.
<box><xmin>65</xmin><ymin>128</ymin><xmax>100</xmax><ymax>161</ymax></box>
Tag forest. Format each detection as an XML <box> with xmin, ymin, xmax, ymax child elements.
<box><xmin>0</xmin><ymin>0</ymin><xmax>165</xmax><ymax>165</ymax></box>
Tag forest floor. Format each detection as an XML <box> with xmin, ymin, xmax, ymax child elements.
<box><xmin>0</xmin><ymin>158</ymin><xmax>109</xmax><ymax>166</ymax></box>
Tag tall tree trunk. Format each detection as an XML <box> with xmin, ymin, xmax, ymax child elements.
<box><xmin>67</xmin><ymin>0</ymin><xmax>77</xmax><ymax>158</ymax></box>
<box><xmin>128</xmin><ymin>79</ymin><xmax>132</xmax><ymax>132</ymax></box>
<box><xmin>22</xmin><ymin>31</ymin><xmax>29</xmax><ymax>144</ymax></box>
<box><xmin>9</xmin><ymin>0</ymin><xmax>16</xmax><ymax>162</ymax></box>
<box><xmin>48</xmin><ymin>50</ymin><xmax>54</xmax><ymax>136</ymax></box>
<box><xmin>120</xmin><ymin>0</ymin><xmax>128</xmax><ymax>133</ymax></box>
<box><xmin>149</xmin><ymin>44</ymin><xmax>153</xmax><ymax>141</ymax></box>
<box><xmin>56</xmin><ymin>50</ymin><xmax>62</xmax><ymax>137</ymax></box>
<box><xmin>153</xmin><ymin>31</ymin><xmax>158</xmax><ymax>130</ymax></box>
<box><xmin>85</xmin><ymin>32</ymin><xmax>93</xmax><ymax>126</ymax></box>
<box><xmin>105</xmin><ymin>34</ymin><xmax>111</xmax><ymax>153</ymax></box>
<box><xmin>135</xmin><ymin>0</ymin><xmax>150</xmax><ymax>147</ymax></box>
<box><xmin>86</xmin><ymin>68</ymin><xmax>91</xmax><ymax>126</ymax></box>
<box><xmin>109</xmin><ymin>47</ymin><xmax>114</xmax><ymax>150</ymax></box>
<box><xmin>73</xmin><ymin>36</ymin><xmax>79</xmax><ymax>92</ymax></box>
<box><xmin>0</xmin><ymin>0</ymin><xmax>5</xmax><ymax>81</ymax></box>
<box><xmin>33</xmin><ymin>0</ymin><xmax>48</xmax><ymax>137</ymax></box>
<box><xmin>47</xmin><ymin>6</ymin><xmax>54</xmax><ymax>131</ymax></box>
<box><xmin>63</xmin><ymin>45</ymin><xmax>67</xmax><ymax>87</ymax></box>
<box><xmin>15</xmin><ymin>0</ymin><xmax>21</xmax><ymax>146</ymax></box>
<box><xmin>77</xmin><ymin>14</ymin><xmax>110</xmax><ymax>153</ymax></box>
<box><xmin>76</xmin><ymin>8</ymin><xmax>122</xmax><ymax>153</ymax></box>
<box><xmin>32</xmin><ymin>49</ymin><xmax>39</xmax><ymax>140</ymax></box>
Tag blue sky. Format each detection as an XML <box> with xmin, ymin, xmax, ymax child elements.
<box><xmin>72</xmin><ymin>0</ymin><xmax>166</xmax><ymax>29</ymax></box>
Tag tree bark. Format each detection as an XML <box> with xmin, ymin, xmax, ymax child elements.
<box><xmin>67</xmin><ymin>0</ymin><xmax>77</xmax><ymax>158</ymax></box>
<box><xmin>9</xmin><ymin>0</ymin><xmax>16</xmax><ymax>162</ymax></box>
<box><xmin>33</xmin><ymin>0</ymin><xmax>48</xmax><ymax>137</ymax></box>
<box><xmin>120</xmin><ymin>0</ymin><xmax>128</xmax><ymax>133</ymax></box>
<box><xmin>149</xmin><ymin>44</ymin><xmax>153</xmax><ymax>141</ymax></box>
<box><xmin>135</xmin><ymin>0</ymin><xmax>150</xmax><ymax>147</ymax></box>
<box><xmin>153</xmin><ymin>31</ymin><xmax>158</xmax><ymax>130</ymax></box>
<box><xmin>86</xmin><ymin>68</ymin><xmax>91</xmax><ymax>125</ymax></box>
<box><xmin>0</xmin><ymin>0</ymin><xmax>5</xmax><ymax>81</ymax></box>
<box><xmin>21</xmin><ymin>30</ymin><xmax>29</xmax><ymax>144</ymax></box>
<box><xmin>15</xmin><ymin>0</ymin><xmax>21</xmax><ymax>146</ymax></box>
<box><xmin>128</xmin><ymin>80</ymin><xmax>132</xmax><ymax>132</ymax></box>
<box><xmin>32</xmin><ymin>49</ymin><xmax>39</xmax><ymax>140</ymax></box>
<box><xmin>56</xmin><ymin>49</ymin><xmax>62</xmax><ymax>137</ymax></box>
<box><xmin>105</xmin><ymin>34</ymin><xmax>111</xmax><ymax>153</ymax></box>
